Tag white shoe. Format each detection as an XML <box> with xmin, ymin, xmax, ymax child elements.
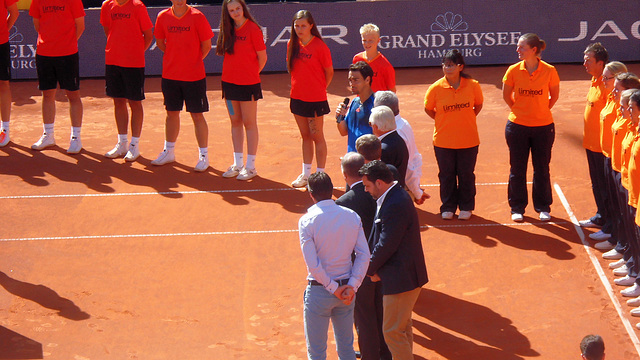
<box><xmin>631</xmin><ymin>307</ymin><xmax>640</xmax><ymax>317</ymax></box>
<box><xmin>124</xmin><ymin>144</ymin><xmax>140</xmax><ymax>162</ymax></box>
<box><xmin>151</xmin><ymin>149</ymin><xmax>175</xmax><ymax>166</ymax></box>
<box><xmin>627</xmin><ymin>296</ymin><xmax>640</xmax><ymax>307</ymax></box>
<box><xmin>622</xmin><ymin>283</ymin><xmax>640</xmax><ymax>297</ymax></box>
<box><xmin>609</xmin><ymin>258</ymin><xmax>626</xmax><ymax>269</ymax></box>
<box><xmin>458</xmin><ymin>210</ymin><xmax>472</xmax><ymax>220</ymax></box>
<box><xmin>511</xmin><ymin>213</ymin><xmax>524</xmax><ymax>222</ymax></box>
<box><xmin>67</xmin><ymin>136</ymin><xmax>82</xmax><ymax>154</ymax></box>
<box><xmin>595</xmin><ymin>241</ymin><xmax>616</xmax><ymax>251</ymax></box>
<box><xmin>105</xmin><ymin>142</ymin><xmax>128</xmax><ymax>159</ymax></box>
<box><xmin>441</xmin><ymin>211</ymin><xmax>454</xmax><ymax>220</ymax></box>
<box><xmin>602</xmin><ymin>248</ymin><xmax>622</xmax><ymax>259</ymax></box>
<box><xmin>615</xmin><ymin>275</ymin><xmax>636</xmax><ymax>286</ymax></box>
<box><xmin>613</xmin><ymin>264</ymin><xmax>629</xmax><ymax>276</ymax></box>
<box><xmin>194</xmin><ymin>154</ymin><xmax>209</xmax><ymax>172</ymax></box>
<box><xmin>222</xmin><ymin>165</ymin><xmax>242</xmax><ymax>178</ymax></box>
<box><xmin>237</xmin><ymin>167</ymin><xmax>257</xmax><ymax>181</ymax></box>
<box><xmin>539</xmin><ymin>211</ymin><xmax>551</xmax><ymax>221</ymax></box>
<box><xmin>579</xmin><ymin>219</ymin><xmax>602</xmax><ymax>228</ymax></box>
<box><xmin>589</xmin><ymin>230</ymin><xmax>612</xmax><ymax>241</ymax></box>
<box><xmin>0</xmin><ymin>130</ymin><xmax>9</xmax><ymax>147</ymax></box>
<box><xmin>31</xmin><ymin>133</ymin><xmax>56</xmax><ymax>150</ymax></box>
<box><xmin>291</xmin><ymin>173</ymin><xmax>309</xmax><ymax>188</ymax></box>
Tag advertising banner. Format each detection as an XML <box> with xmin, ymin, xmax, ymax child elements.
<box><xmin>9</xmin><ymin>0</ymin><xmax>640</xmax><ymax>79</ymax></box>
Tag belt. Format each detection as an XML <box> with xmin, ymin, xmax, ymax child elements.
<box><xmin>309</xmin><ymin>279</ymin><xmax>349</xmax><ymax>287</ymax></box>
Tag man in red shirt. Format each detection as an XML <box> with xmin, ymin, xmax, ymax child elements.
<box><xmin>152</xmin><ymin>0</ymin><xmax>213</xmax><ymax>172</ymax></box>
<box><xmin>29</xmin><ymin>0</ymin><xmax>85</xmax><ymax>154</ymax></box>
<box><xmin>100</xmin><ymin>0</ymin><xmax>153</xmax><ymax>162</ymax></box>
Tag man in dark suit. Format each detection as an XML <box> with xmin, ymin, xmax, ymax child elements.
<box><xmin>359</xmin><ymin>160</ymin><xmax>428</xmax><ymax>360</ymax></box>
<box><xmin>369</xmin><ymin>106</ymin><xmax>409</xmax><ymax>188</ymax></box>
<box><xmin>355</xmin><ymin>134</ymin><xmax>401</xmax><ymax>185</ymax></box>
<box><xmin>336</xmin><ymin>152</ymin><xmax>391</xmax><ymax>360</ymax></box>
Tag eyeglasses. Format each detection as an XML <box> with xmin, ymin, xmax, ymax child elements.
<box><xmin>602</xmin><ymin>75</ymin><xmax>615</xmax><ymax>81</ymax></box>
<box><xmin>442</xmin><ymin>63</ymin><xmax>461</xmax><ymax>69</ymax></box>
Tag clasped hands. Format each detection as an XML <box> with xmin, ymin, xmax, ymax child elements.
<box><xmin>333</xmin><ymin>284</ymin><xmax>355</xmax><ymax>305</ymax></box>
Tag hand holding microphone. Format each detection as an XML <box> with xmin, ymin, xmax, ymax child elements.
<box><xmin>335</xmin><ymin>97</ymin><xmax>350</xmax><ymax>123</ymax></box>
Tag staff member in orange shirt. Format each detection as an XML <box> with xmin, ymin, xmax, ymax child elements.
<box><xmin>425</xmin><ymin>50</ymin><xmax>483</xmax><ymax>221</ymax></box>
<box><xmin>287</xmin><ymin>10</ymin><xmax>333</xmax><ymax>188</ymax></box>
<box><xmin>216</xmin><ymin>0</ymin><xmax>267</xmax><ymax>181</ymax></box>
<box><xmin>625</xmin><ymin>90</ymin><xmax>640</xmax><ymax>325</ymax></box>
<box><xmin>502</xmin><ymin>33</ymin><xmax>559</xmax><ymax>222</ymax></box>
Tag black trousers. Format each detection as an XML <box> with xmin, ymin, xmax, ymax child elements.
<box><xmin>603</xmin><ymin>159</ymin><xmax>625</xmax><ymax>249</ymax></box>
<box><xmin>434</xmin><ymin>145</ymin><xmax>479</xmax><ymax>213</ymax></box>
<box><xmin>354</xmin><ymin>277</ymin><xmax>392</xmax><ymax>360</ymax></box>
<box><xmin>505</xmin><ymin>121</ymin><xmax>555</xmax><ymax>214</ymax></box>
<box><xmin>586</xmin><ymin>149</ymin><xmax>612</xmax><ymax>232</ymax></box>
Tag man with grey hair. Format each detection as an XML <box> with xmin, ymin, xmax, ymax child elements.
<box><xmin>369</xmin><ymin>105</ymin><xmax>408</xmax><ymax>189</ymax></box>
<box><xmin>374</xmin><ymin>91</ymin><xmax>429</xmax><ymax>205</ymax></box>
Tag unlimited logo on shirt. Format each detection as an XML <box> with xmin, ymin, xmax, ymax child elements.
<box><xmin>111</xmin><ymin>12</ymin><xmax>131</xmax><ymax>20</ymax></box>
<box><xmin>442</xmin><ymin>102</ymin><xmax>471</xmax><ymax>112</ymax></box>
<box><xmin>168</xmin><ymin>25</ymin><xmax>191</xmax><ymax>33</ymax></box>
<box><xmin>518</xmin><ymin>88</ymin><xmax>543</xmax><ymax>97</ymax></box>
<box><xmin>42</xmin><ymin>5</ymin><xmax>65</xmax><ymax>13</ymax></box>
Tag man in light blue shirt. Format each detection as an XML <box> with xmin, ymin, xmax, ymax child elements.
<box><xmin>299</xmin><ymin>171</ymin><xmax>370</xmax><ymax>360</ymax></box>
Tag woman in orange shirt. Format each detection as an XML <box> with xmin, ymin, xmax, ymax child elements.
<box><xmin>502</xmin><ymin>33</ymin><xmax>559</xmax><ymax>222</ymax></box>
<box><xmin>216</xmin><ymin>0</ymin><xmax>267</xmax><ymax>181</ymax></box>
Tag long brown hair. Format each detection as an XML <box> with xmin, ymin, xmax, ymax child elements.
<box><xmin>216</xmin><ymin>0</ymin><xmax>261</xmax><ymax>56</ymax></box>
<box><xmin>286</xmin><ymin>10</ymin><xmax>323</xmax><ymax>72</ymax></box>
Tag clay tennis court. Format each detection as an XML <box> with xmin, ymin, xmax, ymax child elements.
<box><xmin>2</xmin><ymin>63</ymin><xmax>640</xmax><ymax>359</ymax></box>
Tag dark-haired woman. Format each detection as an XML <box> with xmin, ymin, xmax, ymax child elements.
<box><xmin>287</xmin><ymin>10</ymin><xmax>333</xmax><ymax>188</ymax></box>
<box><xmin>216</xmin><ymin>0</ymin><xmax>267</xmax><ymax>180</ymax></box>
<box><xmin>425</xmin><ymin>50</ymin><xmax>483</xmax><ymax>220</ymax></box>
<box><xmin>502</xmin><ymin>33</ymin><xmax>560</xmax><ymax>222</ymax></box>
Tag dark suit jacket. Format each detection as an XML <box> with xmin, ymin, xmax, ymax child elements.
<box><xmin>380</xmin><ymin>130</ymin><xmax>409</xmax><ymax>188</ymax></box>
<box><xmin>368</xmin><ymin>183</ymin><xmax>428</xmax><ymax>295</ymax></box>
<box><xmin>335</xmin><ymin>182</ymin><xmax>376</xmax><ymax>240</ymax></box>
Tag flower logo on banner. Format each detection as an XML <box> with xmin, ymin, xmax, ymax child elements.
<box><xmin>9</xmin><ymin>26</ymin><xmax>23</xmax><ymax>43</ymax></box>
<box><xmin>431</xmin><ymin>12</ymin><xmax>468</xmax><ymax>32</ymax></box>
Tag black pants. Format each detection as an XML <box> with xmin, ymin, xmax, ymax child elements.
<box><xmin>586</xmin><ymin>149</ymin><xmax>612</xmax><ymax>232</ymax></box>
<box><xmin>603</xmin><ymin>159</ymin><xmax>624</xmax><ymax>249</ymax></box>
<box><xmin>505</xmin><ymin>121</ymin><xmax>555</xmax><ymax>214</ymax></box>
<box><xmin>434</xmin><ymin>145</ymin><xmax>479</xmax><ymax>213</ymax></box>
<box><xmin>354</xmin><ymin>277</ymin><xmax>392</xmax><ymax>360</ymax></box>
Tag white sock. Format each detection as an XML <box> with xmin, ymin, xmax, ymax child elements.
<box><xmin>233</xmin><ymin>152</ymin><xmax>243</xmax><ymax>168</ymax></box>
<box><xmin>246</xmin><ymin>154</ymin><xmax>256</xmax><ymax>170</ymax></box>
<box><xmin>118</xmin><ymin>134</ymin><xmax>128</xmax><ymax>144</ymax></box>
<box><xmin>130</xmin><ymin>136</ymin><xmax>139</xmax><ymax>147</ymax></box>
<box><xmin>316</xmin><ymin>168</ymin><xmax>325</xmax><ymax>173</ymax></box>
<box><xmin>71</xmin><ymin>126</ymin><xmax>81</xmax><ymax>139</ymax></box>
<box><xmin>164</xmin><ymin>141</ymin><xmax>175</xmax><ymax>151</ymax></box>
<box><xmin>1</xmin><ymin>121</ymin><xmax>9</xmax><ymax>135</ymax></box>
<box><xmin>199</xmin><ymin>147</ymin><xmax>208</xmax><ymax>157</ymax></box>
<box><xmin>44</xmin><ymin>123</ymin><xmax>54</xmax><ymax>135</ymax></box>
<box><xmin>303</xmin><ymin>163</ymin><xmax>312</xmax><ymax>177</ymax></box>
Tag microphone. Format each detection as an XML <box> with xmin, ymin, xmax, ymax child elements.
<box><xmin>336</xmin><ymin>97</ymin><xmax>350</xmax><ymax>123</ymax></box>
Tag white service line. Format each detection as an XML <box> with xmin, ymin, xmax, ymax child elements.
<box><xmin>554</xmin><ymin>183</ymin><xmax>640</xmax><ymax>356</ymax></box>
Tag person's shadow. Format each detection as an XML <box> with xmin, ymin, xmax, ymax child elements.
<box><xmin>413</xmin><ymin>289</ymin><xmax>540</xmax><ymax>360</ymax></box>
<box><xmin>0</xmin><ymin>326</ymin><xmax>43</xmax><ymax>359</ymax></box>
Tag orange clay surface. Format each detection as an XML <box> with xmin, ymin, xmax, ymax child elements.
<box><xmin>2</xmin><ymin>64</ymin><xmax>640</xmax><ymax>360</ymax></box>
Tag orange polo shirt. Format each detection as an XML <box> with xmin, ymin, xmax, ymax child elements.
<box><xmin>628</xmin><ymin>132</ymin><xmax>640</xmax><ymax>212</ymax></box>
<box><xmin>600</xmin><ymin>95</ymin><xmax>618</xmax><ymax>158</ymax></box>
<box><xmin>584</xmin><ymin>76</ymin><xmax>608</xmax><ymax>152</ymax></box>
<box><xmin>621</xmin><ymin>126</ymin><xmax>636</xmax><ymax>190</ymax></box>
<box><xmin>611</xmin><ymin>112</ymin><xmax>629</xmax><ymax>173</ymax></box>
<box><xmin>503</xmin><ymin>59</ymin><xmax>560</xmax><ymax>127</ymax></box>
<box><xmin>424</xmin><ymin>76</ymin><xmax>483</xmax><ymax>149</ymax></box>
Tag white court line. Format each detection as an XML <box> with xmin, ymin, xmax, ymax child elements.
<box><xmin>554</xmin><ymin>183</ymin><xmax>640</xmax><ymax>356</ymax></box>
<box><xmin>0</xmin><ymin>221</ymin><xmax>566</xmax><ymax>242</ymax></box>
<box><xmin>0</xmin><ymin>181</ymin><xmax>522</xmax><ymax>200</ymax></box>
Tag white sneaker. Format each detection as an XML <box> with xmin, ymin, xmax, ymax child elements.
<box><xmin>602</xmin><ymin>248</ymin><xmax>623</xmax><ymax>259</ymax></box>
<box><xmin>613</xmin><ymin>264</ymin><xmax>629</xmax><ymax>276</ymax></box>
<box><xmin>194</xmin><ymin>154</ymin><xmax>209</xmax><ymax>172</ymax></box>
<box><xmin>631</xmin><ymin>307</ymin><xmax>640</xmax><ymax>317</ymax></box>
<box><xmin>609</xmin><ymin>258</ymin><xmax>626</xmax><ymax>269</ymax></box>
<box><xmin>151</xmin><ymin>149</ymin><xmax>175</xmax><ymax>166</ymax></box>
<box><xmin>595</xmin><ymin>241</ymin><xmax>616</xmax><ymax>251</ymax></box>
<box><xmin>589</xmin><ymin>230</ymin><xmax>612</xmax><ymax>241</ymax></box>
<box><xmin>67</xmin><ymin>136</ymin><xmax>82</xmax><ymax>154</ymax></box>
<box><xmin>539</xmin><ymin>211</ymin><xmax>551</xmax><ymax>221</ymax></box>
<box><xmin>458</xmin><ymin>210</ymin><xmax>472</xmax><ymax>220</ymax></box>
<box><xmin>124</xmin><ymin>144</ymin><xmax>140</xmax><ymax>162</ymax></box>
<box><xmin>222</xmin><ymin>165</ymin><xmax>242</xmax><ymax>178</ymax></box>
<box><xmin>0</xmin><ymin>130</ymin><xmax>9</xmax><ymax>147</ymax></box>
<box><xmin>31</xmin><ymin>133</ymin><xmax>56</xmax><ymax>150</ymax></box>
<box><xmin>237</xmin><ymin>167</ymin><xmax>257</xmax><ymax>181</ymax></box>
<box><xmin>441</xmin><ymin>211</ymin><xmax>454</xmax><ymax>220</ymax></box>
<box><xmin>105</xmin><ymin>142</ymin><xmax>128</xmax><ymax>159</ymax></box>
<box><xmin>627</xmin><ymin>296</ymin><xmax>640</xmax><ymax>307</ymax></box>
<box><xmin>615</xmin><ymin>275</ymin><xmax>636</xmax><ymax>286</ymax></box>
<box><xmin>511</xmin><ymin>213</ymin><xmax>524</xmax><ymax>222</ymax></box>
<box><xmin>291</xmin><ymin>173</ymin><xmax>309</xmax><ymax>188</ymax></box>
<box><xmin>622</xmin><ymin>283</ymin><xmax>640</xmax><ymax>297</ymax></box>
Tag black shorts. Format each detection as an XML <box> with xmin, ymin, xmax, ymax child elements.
<box><xmin>290</xmin><ymin>98</ymin><xmax>330</xmax><ymax>118</ymax></box>
<box><xmin>0</xmin><ymin>42</ymin><xmax>10</xmax><ymax>81</ymax></box>
<box><xmin>221</xmin><ymin>81</ymin><xmax>262</xmax><ymax>101</ymax></box>
<box><xmin>105</xmin><ymin>65</ymin><xmax>145</xmax><ymax>101</ymax></box>
<box><xmin>161</xmin><ymin>77</ymin><xmax>209</xmax><ymax>113</ymax></box>
<box><xmin>36</xmin><ymin>53</ymin><xmax>80</xmax><ymax>91</ymax></box>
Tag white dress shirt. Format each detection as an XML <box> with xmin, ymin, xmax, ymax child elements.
<box><xmin>395</xmin><ymin>114</ymin><xmax>424</xmax><ymax>200</ymax></box>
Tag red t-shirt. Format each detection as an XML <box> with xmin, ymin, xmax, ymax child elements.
<box><xmin>221</xmin><ymin>20</ymin><xmax>265</xmax><ymax>85</ymax></box>
<box><xmin>100</xmin><ymin>0</ymin><xmax>153</xmax><ymax>68</ymax></box>
<box><xmin>29</xmin><ymin>0</ymin><xmax>85</xmax><ymax>57</ymax></box>
<box><xmin>0</xmin><ymin>0</ymin><xmax>17</xmax><ymax>44</ymax></box>
<box><xmin>154</xmin><ymin>6</ymin><xmax>213</xmax><ymax>81</ymax></box>
<box><xmin>353</xmin><ymin>51</ymin><xmax>395</xmax><ymax>92</ymax></box>
<box><xmin>288</xmin><ymin>36</ymin><xmax>332</xmax><ymax>102</ymax></box>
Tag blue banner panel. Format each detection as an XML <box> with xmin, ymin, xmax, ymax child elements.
<box><xmin>8</xmin><ymin>0</ymin><xmax>640</xmax><ymax>79</ymax></box>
